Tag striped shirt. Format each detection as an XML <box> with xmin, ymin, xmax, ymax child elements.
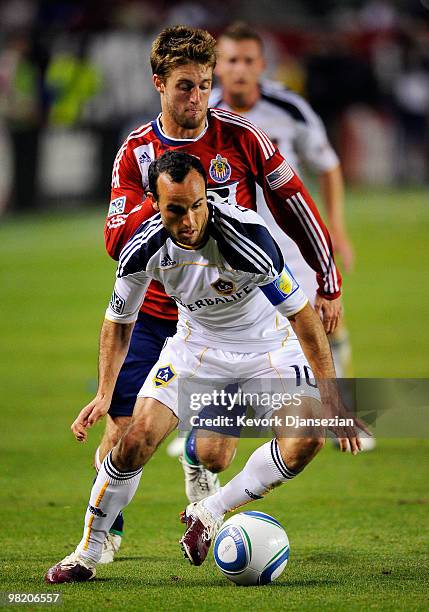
<box><xmin>104</xmin><ymin>108</ymin><xmax>341</xmax><ymax>321</ymax></box>
<box><xmin>106</xmin><ymin>202</ymin><xmax>308</xmax><ymax>352</ymax></box>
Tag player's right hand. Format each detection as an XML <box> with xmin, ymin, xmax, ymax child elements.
<box><xmin>314</xmin><ymin>294</ymin><xmax>343</xmax><ymax>334</ymax></box>
<box><xmin>71</xmin><ymin>396</ymin><xmax>110</xmax><ymax>442</ymax></box>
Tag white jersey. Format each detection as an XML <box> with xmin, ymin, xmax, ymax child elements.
<box><xmin>210</xmin><ymin>81</ymin><xmax>338</xmax><ymax>176</ymax></box>
<box><xmin>210</xmin><ymin>81</ymin><xmax>339</xmax><ymax>302</ymax></box>
<box><xmin>106</xmin><ymin>202</ymin><xmax>308</xmax><ymax>352</ymax></box>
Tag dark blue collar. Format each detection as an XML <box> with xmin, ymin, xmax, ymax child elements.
<box><xmin>151</xmin><ymin>113</ymin><xmax>209</xmax><ymax>146</ymax></box>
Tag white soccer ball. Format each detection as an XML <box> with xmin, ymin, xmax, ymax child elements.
<box><xmin>213</xmin><ymin>511</ymin><xmax>290</xmax><ymax>586</ymax></box>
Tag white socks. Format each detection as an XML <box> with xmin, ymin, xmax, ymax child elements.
<box><xmin>203</xmin><ymin>439</ymin><xmax>297</xmax><ymax>518</ymax></box>
<box><xmin>76</xmin><ymin>452</ymin><xmax>142</xmax><ymax>564</ymax></box>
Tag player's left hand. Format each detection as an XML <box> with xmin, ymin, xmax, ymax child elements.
<box><xmin>71</xmin><ymin>396</ymin><xmax>111</xmax><ymax>442</ymax></box>
<box><xmin>333</xmin><ymin>412</ymin><xmax>373</xmax><ymax>455</ymax></box>
<box><xmin>319</xmin><ymin>379</ymin><xmax>372</xmax><ymax>455</ymax></box>
<box><xmin>314</xmin><ymin>295</ymin><xmax>343</xmax><ymax>334</ymax></box>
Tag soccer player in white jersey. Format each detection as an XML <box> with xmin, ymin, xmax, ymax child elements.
<box><xmin>211</xmin><ymin>22</ymin><xmax>354</xmax><ymax>378</ymax></box>
<box><xmin>45</xmin><ymin>151</ymin><xmax>365</xmax><ymax>582</ymax></box>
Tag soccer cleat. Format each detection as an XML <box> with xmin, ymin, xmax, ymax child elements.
<box><xmin>99</xmin><ymin>533</ymin><xmax>122</xmax><ymax>564</ymax></box>
<box><xmin>180</xmin><ymin>456</ymin><xmax>221</xmax><ymax>503</ymax></box>
<box><xmin>179</xmin><ymin>500</ymin><xmax>224</xmax><ymax>566</ymax></box>
<box><xmin>45</xmin><ymin>551</ymin><xmax>96</xmax><ymax>584</ymax></box>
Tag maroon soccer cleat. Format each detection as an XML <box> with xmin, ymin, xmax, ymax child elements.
<box><xmin>179</xmin><ymin>501</ymin><xmax>224</xmax><ymax>566</ymax></box>
<box><xmin>45</xmin><ymin>552</ymin><xmax>96</xmax><ymax>584</ymax></box>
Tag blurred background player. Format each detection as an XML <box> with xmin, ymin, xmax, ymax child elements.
<box><xmin>213</xmin><ymin>22</ymin><xmax>353</xmax><ymax>376</ymax></box>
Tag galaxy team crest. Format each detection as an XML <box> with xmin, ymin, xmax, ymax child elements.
<box><xmin>209</xmin><ymin>154</ymin><xmax>231</xmax><ymax>183</ymax></box>
<box><xmin>211</xmin><ymin>278</ymin><xmax>236</xmax><ymax>295</ymax></box>
<box><xmin>153</xmin><ymin>364</ymin><xmax>176</xmax><ymax>387</ymax></box>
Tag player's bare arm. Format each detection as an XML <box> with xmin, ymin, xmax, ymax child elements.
<box><xmin>71</xmin><ymin>319</ymin><xmax>134</xmax><ymax>442</ymax></box>
<box><xmin>288</xmin><ymin>302</ymin><xmax>366</xmax><ymax>454</ymax></box>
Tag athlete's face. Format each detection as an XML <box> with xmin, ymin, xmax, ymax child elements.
<box><xmin>215</xmin><ymin>38</ymin><xmax>265</xmax><ymax>106</ymax></box>
<box><xmin>154</xmin><ymin>63</ymin><xmax>213</xmax><ymax>130</ymax></box>
<box><xmin>153</xmin><ymin>169</ymin><xmax>209</xmax><ymax>248</ymax></box>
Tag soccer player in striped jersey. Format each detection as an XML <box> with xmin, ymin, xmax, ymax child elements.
<box><xmin>45</xmin><ymin>151</ymin><xmax>364</xmax><ymax>582</ymax></box>
<box><xmin>211</xmin><ymin>22</ymin><xmax>354</xmax><ymax>380</ymax></box>
<box><xmin>83</xmin><ymin>25</ymin><xmax>344</xmax><ymax>563</ymax></box>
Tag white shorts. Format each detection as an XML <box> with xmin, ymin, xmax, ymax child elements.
<box><xmin>138</xmin><ymin>334</ymin><xmax>321</xmax><ymax>423</ymax></box>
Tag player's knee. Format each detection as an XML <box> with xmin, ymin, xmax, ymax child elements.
<box><xmin>199</xmin><ymin>448</ymin><xmax>233</xmax><ymax>473</ymax></box>
<box><xmin>109</xmin><ymin>418</ymin><xmax>130</xmax><ymax>445</ymax></box>
<box><xmin>196</xmin><ymin>434</ymin><xmax>237</xmax><ymax>472</ymax></box>
<box><xmin>103</xmin><ymin>416</ymin><xmax>130</xmax><ymax>447</ymax></box>
<box><xmin>296</xmin><ymin>435</ymin><xmax>325</xmax><ymax>458</ymax></box>
<box><xmin>114</xmin><ymin>424</ymin><xmax>157</xmax><ymax>471</ymax></box>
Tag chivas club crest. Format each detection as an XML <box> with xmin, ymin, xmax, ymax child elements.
<box><xmin>209</xmin><ymin>154</ymin><xmax>231</xmax><ymax>183</ymax></box>
<box><xmin>211</xmin><ymin>278</ymin><xmax>236</xmax><ymax>295</ymax></box>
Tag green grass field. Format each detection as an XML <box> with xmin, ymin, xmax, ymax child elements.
<box><xmin>0</xmin><ymin>188</ymin><xmax>428</xmax><ymax>610</ymax></box>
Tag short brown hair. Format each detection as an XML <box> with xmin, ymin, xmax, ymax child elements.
<box><xmin>219</xmin><ymin>22</ymin><xmax>263</xmax><ymax>49</ymax></box>
<box><xmin>150</xmin><ymin>25</ymin><xmax>217</xmax><ymax>81</ymax></box>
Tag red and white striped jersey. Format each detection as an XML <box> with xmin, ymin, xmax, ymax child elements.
<box><xmin>105</xmin><ymin>109</ymin><xmax>341</xmax><ymax>320</ymax></box>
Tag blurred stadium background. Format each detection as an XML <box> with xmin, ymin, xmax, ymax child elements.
<box><xmin>0</xmin><ymin>1</ymin><xmax>428</xmax><ymax>609</ymax></box>
<box><xmin>1</xmin><ymin>0</ymin><xmax>428</xmax><ymax>373</ymax></box>
<box><xmin>0</xmin><ymin>0</ymin><xmax>429</xmax><ymax>213</ymax></box>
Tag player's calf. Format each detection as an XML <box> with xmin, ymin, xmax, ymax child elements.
<box><xmin>95</xmin><ymin>416</ymin><xmax>130</xmax><ymax>563</ymax></box>
<box><xmin>195</xmin><ymin>433</ymin><xmax>238</xmax><ymax>473</ymax></box>
<box><xmin>98</xmin><ymin>415</ymin><xmax>131</xmax><ymax>464</ymax></box>
<box><xmin>277</xmin><ymin>435</ymin><xmax>325</xmax><ymax>473</ymax></box>
<box><xmin>113</xmin><ymin>397</ymin><xmax>178</xmax><ymax>471</ymax></box>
